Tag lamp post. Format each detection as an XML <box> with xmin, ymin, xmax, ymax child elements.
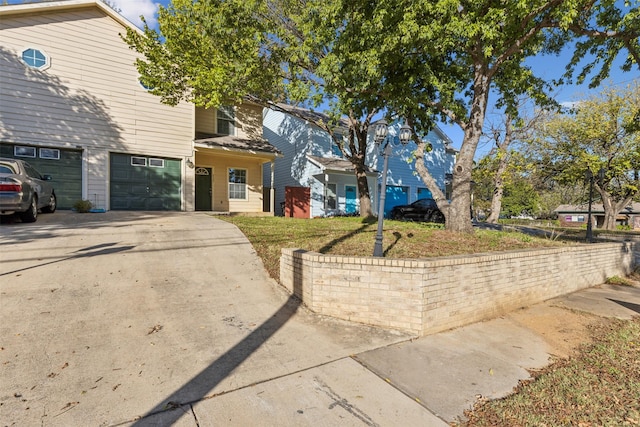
<box><xmin>373</xmin><ymin>119</ymin><xmax>412</xmax><ymax>257</ymax></box>
<box><xmin>585</xmin><ymin>167</ymin><xmax>605</xmax><ymax>243</ymax></box>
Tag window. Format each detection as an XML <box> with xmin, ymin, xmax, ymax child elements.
<box><xmin>15</xmin><ymin>146</ymin><xmax>36</xmax><ymax>158</ymax></box>
<box><xmin>131</xmin><ymin>156</ymin><xmax>147</xmax><ymax>166</ymax></box>
<box><xmin>139</xmin><ymin>79</ymin><xmax>154</xmax><ymax>90</ymax></box>
<box><xmin>40</xmin><ymin>148</ymin><xmax>60</xmax><ymax>160</ymax></box>
<box><xmin>149</xmin><ymin>158</ymin><xmax>164</xmax><ymax>168</ymax></box>
<box><xmin>217</xmin><ymin>106</ymin><xmax>235</xmax><ymax>136</ymax></box>
<box><xmin>326</xmin><ymin>183</ymin><xmax>337</xmax><ymax>210</ymax></box>
<box><xmin>21</xmin><ymin>48</ymin><xmax>49</xmax><ymax>70</ymax></box>
<box><xmin>228</xmin><ymin>168</ymin><xmax>247</xmax><ymax>199</ymax></box>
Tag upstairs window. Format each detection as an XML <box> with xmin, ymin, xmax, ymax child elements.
<box><xmin>21</xmin><ymin>48</ymin><xmax>49</xmax><ymax>70</ymax></box>
<box><xmin>217</xmin><ymin>106</ymin><xmax>235</xmax><ymax>136</ymax></box>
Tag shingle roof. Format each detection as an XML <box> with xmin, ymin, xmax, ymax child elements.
<box><xmin>307</xmin><ymin>155</ymin><xmax>378</xmax><ymax>174</ymax></box>
<box><xmin>555</xmin><ymin>202</ymin><xmax>640</xmax><ymax>214</ymax></box>
<box><xmin>194</xmin><ymin>133</ymin><xmax>282</xmax><ymax>156</ymax></box>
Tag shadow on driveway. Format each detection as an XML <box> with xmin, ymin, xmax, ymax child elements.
<box><xmin>129</xmin><ymin>295</ymin><xmax>301</xmax><ymax>426</ymax></box>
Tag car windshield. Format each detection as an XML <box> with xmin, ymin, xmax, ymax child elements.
<box><xmin>0</xmin><ymin>163</ymin><xmax>17</xmax><ymax>174</ymax></box>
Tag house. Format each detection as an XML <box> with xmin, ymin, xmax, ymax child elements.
<box><xmin>262</xmin><ymin>105</ymin><xmax>457</xmax><ymax>218</ymax></box>
<box><xmin>0</xmin><ymin>0</ymin><xmax>279</xmax><ymax>214</ymax></box>
<box><xmin>555</xmin><ymin>203</ymin><xmax>640</xmax><ymax>230</ymax></box>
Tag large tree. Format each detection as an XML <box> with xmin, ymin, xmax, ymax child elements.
<box><xmin>331</xmin><ymin>0</ymin><xmax>640</xmax><ymax>232</ymax></box>
<box><xmin>124</xmin><ymin>0</ymin><xmax>640</xmax><ymax>227</ymax></box>
<box><xmin>123</xmin><ymin>0</ymin><xmax>391</xmax><ymax>217</ymax></box>
<box><xmin>530</xmin><ymin>83</ymin><xmax>640</xmax><ymax>230</ymax></box>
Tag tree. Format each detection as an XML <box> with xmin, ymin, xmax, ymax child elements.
<box><xmin>123</xmin><ymin>0</ymin><xmax>389</xmax><ymax>217</ymax></box>
<box><xmin>332</xmin><ymin>0</ymin><xmax>640</xmax><ymax>232</ymax></box>
<box><xmin>530</xmin><ymin>83</ymin><xmax>640</xmax><ymax>230</ymax></box>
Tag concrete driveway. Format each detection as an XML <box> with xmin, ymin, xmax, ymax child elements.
<box><xmin>0</xmin><ymin>211</ymin><xmax>435</xmax><ymax>426</ymax></box>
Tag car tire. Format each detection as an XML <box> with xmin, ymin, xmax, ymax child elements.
<box><xmin>21</xmin><ymin>196</ymin><xmax>38</xmax><ymax>223</ymax></box>
<box><xmin>42</xmin><ymin>192</ymin><xmax>57</xmax><ymax>213</ymax></box>
<box><xmin>430</xmin><ymin>211</ymin><xmax>445</xmax><ymax>223</ymax></box>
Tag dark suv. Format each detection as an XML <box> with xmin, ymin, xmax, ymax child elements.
<box><xmin>389</xmin><ymin>198</ymin><xmax>445</xmax><ymax>223</ymax></box>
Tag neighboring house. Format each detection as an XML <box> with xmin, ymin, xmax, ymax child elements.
<box><xmin>0</xmin><ymin>0</ymin><xmax>279</xmax><ymax>214</ymax></box>
<box><xmin>263</xmin><ymin>105</ymin><xmax>457</xmax><ymax>218</ymax></box>
<box><xmin>555</xmin><ymin>203</ymin><xmax>640</xmax><ymax>230</ymax></box>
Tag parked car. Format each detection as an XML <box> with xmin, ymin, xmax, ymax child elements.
<box><xmin>389</xmin><ymin>198</ymin><xmax>445</xmax><ymax>223</ymax></box>
<box><xmin>0</xmin><ymin>157</ymin><xmax>56</xmax><ymax>222</ymax></box>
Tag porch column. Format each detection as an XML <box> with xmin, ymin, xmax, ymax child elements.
<box><xmin>324</xmin><ymin>173</ymin><xmax>329</xmax><ymax>212</ymax></box>
<box><xmin>270</xmin><ymin>161</ymin><xmax>275</xmax><ymax>214</ymax></box>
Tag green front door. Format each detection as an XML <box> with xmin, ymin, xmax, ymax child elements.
<box><xmin>195</xmin><ymin>167</ymin><xmax>212</xmax><ymax>211</ymax></box>
<box><xmin>110</xmin><ymin>153</ymin><xmax>181</xmax><ymax>210</ymax></box>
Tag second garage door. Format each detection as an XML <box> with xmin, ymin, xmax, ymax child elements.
<box><xmin>110</xmin><ymin>153</ymin><xmax>181</xmax><ymax>210</ymax></box>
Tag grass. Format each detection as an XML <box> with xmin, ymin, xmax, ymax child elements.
<box><xmin>457</xmin><ymin>317</ymin><xmax>640</xmax><ymax>426</ymax></box>
<box><xmin>219</xmin><ymin>216</ymin><xmax>567</xmax><ymax>281</ymax></box>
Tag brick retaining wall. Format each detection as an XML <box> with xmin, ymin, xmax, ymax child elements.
<box><xmin>280</xmin><ymin>243</ymin><xmax>638</xmax><ymax>335</ymax></box>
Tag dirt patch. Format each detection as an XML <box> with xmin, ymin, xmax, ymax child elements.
<box><xmin>506</xmin><ymin>304</ymin><xmax>599</xmax><ymax>359</ymax></box>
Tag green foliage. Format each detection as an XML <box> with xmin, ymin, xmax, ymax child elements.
<box><xmin>502</xmin><ymin>178</ymin><xmax>541</xmax><ymax>217</ymax></box>
<box><xmin>73</xmin><ymin>200</ymin><xmax>93</xmax><ymax>213</ymax></box>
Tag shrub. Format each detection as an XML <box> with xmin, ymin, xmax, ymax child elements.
<box><xmin>73</xmin><ymin>199</ymin><xmax>93</xmax><ymax>213</ymax></box>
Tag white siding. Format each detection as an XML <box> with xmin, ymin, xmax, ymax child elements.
<box><xmin>0</xmin><ymin>5</ymin><xmax>195</xmax><ymax>210</ymax></box>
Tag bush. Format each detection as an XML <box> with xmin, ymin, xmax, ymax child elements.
<box><xmin>73</xmin><ymin>199</ymin><xmax>93</xmax><ymax>213</ymax></box>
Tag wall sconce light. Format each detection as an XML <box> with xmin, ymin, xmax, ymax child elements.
<box><xmin>186</xmin><ymin>159</ymin><xmax>195</xmax><ymax>169</ymax></box>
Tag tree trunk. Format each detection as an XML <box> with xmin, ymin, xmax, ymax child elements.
<box><xmin>413</xmin><ymin>138</ymin><xmax>448</xmax><ymax>219</ymax></box>
<box><xmin>446</xmin><ymin>70</ymin><xmax>489</xmax><ymax>233</ymax></box>
<box><xmin>355</xmin><ymin>167</ymin><xmax>373</xmax><ymax>217</ymax></box>
<box><xmin>600</xmin><ymin>188</ymin><xmax>634</xmax><ymax>231</ymax></box>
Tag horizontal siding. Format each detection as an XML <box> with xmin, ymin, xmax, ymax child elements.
<box><xmin>0</xmin><ymin>7</ymin><xmax>193</xmax><ymax>158</ymax></box>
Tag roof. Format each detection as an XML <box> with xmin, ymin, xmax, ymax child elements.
<box><xmin>555</xmin><ymin>202</ymin><xmax>640</xmax><ymax>214</ymax></box>
<box><xmin>0</xmin><ymin>0</ymin><xmax>142</xmax><ymax>34</ymax></box>
<box><xmin>194</xmin><ymin>133</ymin><xmax>282</xmax><ymax>157</ymax></box>
<box><xmin>269</xmin><ymin>103</ymin><xmax>351</xmax><ymax>131</ymax></box>
<box><xmin>307</xmin><ymin>155</ymin><xmax>378</xmax><ymax>175</ymax></box>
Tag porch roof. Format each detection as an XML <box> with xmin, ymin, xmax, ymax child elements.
<box><xmin>307</xmin><ymin>155</ymin><xmax>378</xmax><ymax>176</ymax></box>
<box><xmin>195</xmin><ymin>133</ymin><xmax>282</xmax><ymax>158</ymax></box>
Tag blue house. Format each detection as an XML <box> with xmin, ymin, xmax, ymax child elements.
<box><xmin>262</xmin><ymin>105</ymin><xmax>457</xmax><ymax>218</ymax></box>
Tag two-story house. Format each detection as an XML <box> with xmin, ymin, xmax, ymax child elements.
<box><xmin>263</xmin><ymin>105</ymin><xmax>457</xmax><ymax>218</ymax></box>
<box><xmin>0</xmin><ymin>0</ymin><xmax>279</xmax><ymax>214</ymax></box>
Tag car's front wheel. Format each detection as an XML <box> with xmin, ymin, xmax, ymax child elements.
<box><xmin>42</xmin><ymin>192</ymin><xmax>57</xmax><ymax>213</ymax></box>
<box><xmin>21</xmin><ymin>196</ymin><xmax>38</xmax><ymax>223</ymax></box>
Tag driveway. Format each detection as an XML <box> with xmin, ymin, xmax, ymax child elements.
<box><xmin>0</xmin><ymin>211</ymin><xmax>423</xmax><ymax>426</ymax></box>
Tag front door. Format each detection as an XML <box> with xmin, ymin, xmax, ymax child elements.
<box><xmin>195</xmin><ymin>167</ymin><xmax>212</xmax><ymax>211</ymax></box>
<box><xmin>345</xmin><ymin>185</ymin><xmax>357</xmax><ymax>214</ymax></box>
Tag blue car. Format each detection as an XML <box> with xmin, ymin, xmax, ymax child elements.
<box><xmin>0</xmin><ymin>157</ymin><xmax>56</xmax><ymax>222</ymax></box>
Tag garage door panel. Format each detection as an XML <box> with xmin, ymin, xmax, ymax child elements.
<box><xmin>110</xmin><ymin>154</ymin><xmax>181</xmax><ymax>211</ymax></box>
<box><xmin>0</xmin><ymin>144</ymin><xmax>82</xmax><ymax>209</ymax></box>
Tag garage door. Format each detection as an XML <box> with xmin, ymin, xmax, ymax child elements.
<box><xmin>110</xmin><ymin>153</ymin><xmax>181</xmax><ymax>210</ymax></box>
<box><xmin>0</xmin><ymin>144</ymin><xmax>82</xmax><ymax>209</ymax></box>
<box><xmin>384</xmin><ymin>185</ymin><xmax>408</xmax><ymax>217</ymax></box>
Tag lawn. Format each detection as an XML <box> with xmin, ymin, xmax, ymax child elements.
<box><xmin>219</xmin><ymin>215</ymin><xmax>567</xmax><ymax>282</ymax></box>
<box><xmin>221</xmin><ymin>215</ymin><xmax>639</xmax><ymax>426</ymax></box>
